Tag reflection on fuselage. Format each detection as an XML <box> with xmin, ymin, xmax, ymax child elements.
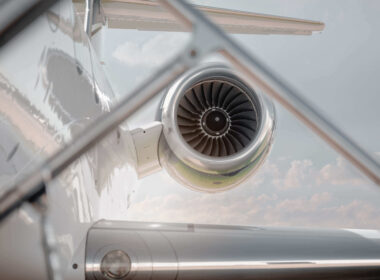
<box><xmin>0</xmin><ymin>1</ymin><xmax>138</xmax><ymax>279</ymax></box>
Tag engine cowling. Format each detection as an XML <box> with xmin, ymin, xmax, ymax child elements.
<box><xmin>158</xmin><ymin>64</ymin><xmax>276</xmax><ymax>192</ymax></box>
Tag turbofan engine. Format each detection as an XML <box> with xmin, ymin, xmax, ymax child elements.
<box><xmin>131</xmin><ymin>64</ymin><xmax>275</xmax><ymax>192</ymax></box>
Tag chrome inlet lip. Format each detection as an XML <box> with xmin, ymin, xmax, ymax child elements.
<box><xmin>161</xmin><ymin>64</ymin><xmax>275</xmax><ymax>174</ymax></box>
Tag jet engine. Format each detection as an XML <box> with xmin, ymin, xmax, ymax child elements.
<box><xmin>156</xmin><ymin>64</ymin><xmax>276</xmax><ymax>192</ymax></box>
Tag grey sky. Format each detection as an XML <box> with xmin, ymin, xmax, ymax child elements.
<box><xmin>102</xmin><ymin>1</ymin><xmax>380</xmax><ymax>229</ymax></box>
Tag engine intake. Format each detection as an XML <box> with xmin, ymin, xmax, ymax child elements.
<box><xmin>159</xmin><ymin>64</ymin><xmax>275</xmax><ymax>192</ymax></box>
<box><xmin>177</xmin><ymin>77</ymin><xmax>259</xmax><ymax>157</ymax></box>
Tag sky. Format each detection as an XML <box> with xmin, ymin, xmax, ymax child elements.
<box><xmin>100</xmin><ymin>0</ymin><xmax>380</xmax><ymax>229</ymax></box>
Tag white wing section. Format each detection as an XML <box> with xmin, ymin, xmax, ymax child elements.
<box><xmin>73</xmin><ymin>0</ymin><xmax>325</xmax><ymax>35</ymax></box>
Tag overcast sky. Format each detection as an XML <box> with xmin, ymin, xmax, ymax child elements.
<box><xmin>101</xmin><ymin>0</ymin><xmax>380</xmax><ymax>229</ymax></box>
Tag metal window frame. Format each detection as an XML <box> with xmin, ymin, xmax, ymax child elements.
<box><xmin>0</xmin><ymin>0</ymin><xmax>59</xmax><ymax>48</ymax></box>
<box><xmin>1</xmin><ymin>0</ymin><xmax>379</xmax><ymax>222</ymax></box>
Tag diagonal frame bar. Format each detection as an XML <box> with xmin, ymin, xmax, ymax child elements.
<box><xmin>159</xmin><ymin>0</ymin><xmax>380</xmax><ymax>186</ymax></box>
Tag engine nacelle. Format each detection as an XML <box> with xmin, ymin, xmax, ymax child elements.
<box><xmin>158</xmin><ymin>64</ymin><xmax>275</xmax><ymax>192</ymax></box>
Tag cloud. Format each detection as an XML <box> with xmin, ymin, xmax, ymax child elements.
<box><xmin>268</xmin><ymin>156</ymin><xmax>367</xmax><ymax>189</ymax></box>
<box><xmin>126</xmin><ymin>189</ymin><xmax>380</xmax><ymax>229</ymax></box>
<box><xmin>112</xmin><ymin>33</ymin><xmax>188</xmax><ymax>67</ymax></box>
<box><xmin>127</xmin><ymin>155</ymin><xmax>380</xmax><ymax>229</ymax></box>
<box><xmin>318</xmin><ymin>157</ymin><xmax>365</xmax><ymax>186</ymax></box>
<box><xmin>282</xmin><ymin>159</ymin><xmax>314</xmax><ymax>189</ymax></box>
<box><xmin>257</xmin><ymin>156</ymin><xmax>365</xmax><ymax>190</ymax></box>
<box><xmin>335</xmin><ymin>200</ymin><xmax>380</xmax><ymax>227</ymax></box>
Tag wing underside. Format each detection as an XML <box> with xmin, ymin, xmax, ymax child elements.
<box><xmin>73</xmin><ymin>0</ymin><xmax>325</xmax><ymax>35</ymax></box>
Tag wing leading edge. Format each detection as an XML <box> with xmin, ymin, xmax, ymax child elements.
<box><xmin>73</xmin><ymin>0</ymin><xmax>325</xmax><ymax>35</ymax></box>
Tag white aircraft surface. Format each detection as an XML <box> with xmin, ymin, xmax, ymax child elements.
<box><xmin>0</xmin><ymin>0</ymin><xmax>379</xmax><ymax>279</ymax></box>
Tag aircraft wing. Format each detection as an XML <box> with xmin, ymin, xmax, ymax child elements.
<box><xmin>85</xmin><ymin>221</ymin><xmax>380</xmax><ymax>279</ymax></box>
<box><xmin>73</xmin><ymin>0</ymin><xmax>325</xmax><ymax>35</ymax></box>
